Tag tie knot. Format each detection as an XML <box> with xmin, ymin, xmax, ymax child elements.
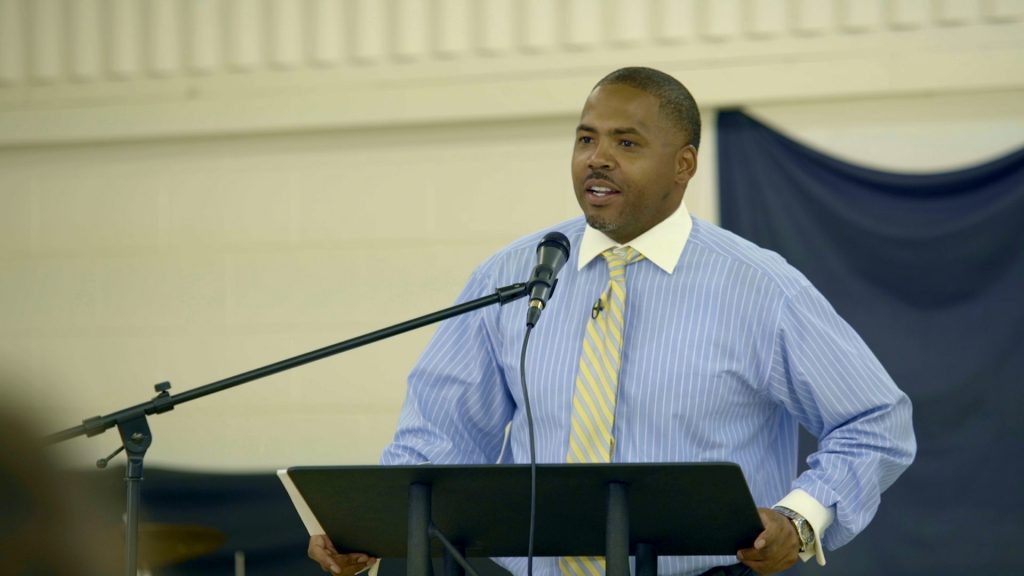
<box><xmin>602</xmin><ymin>246</ymin><xmax>644</xmax><ymax>268</ymax></box>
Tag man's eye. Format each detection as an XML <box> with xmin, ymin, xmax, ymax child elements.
<box><xmin>620</xmin><ymin>139</ymin><xmax>635</xmax><ymax>148</ymax></box>
<box><xmin>578</xmin><ymin>136</ymin><xmax>593</xmax><ymax>144</ymax></box>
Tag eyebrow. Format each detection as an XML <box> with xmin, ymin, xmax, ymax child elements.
<box><xmin>576</xmin><ymin>124</ymin><xmax>646</xmax><ymax>137</ymax></box>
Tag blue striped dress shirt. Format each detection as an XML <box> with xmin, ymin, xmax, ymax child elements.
<box><xmin>381</xmin><ymin>204</ymin><xmax>916</xmax><ymax>576</ymax></box>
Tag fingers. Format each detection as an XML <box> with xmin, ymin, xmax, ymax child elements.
<box><xmin>313</xmin><ymin>551</ymin><xmax>375</xmax><ymax>576</ymax></box>
<box><xmin>738</xmin><ymin>541</ymin><xmax>795</xmax><ymax>575</ymax></box>
<box><xmin>310</xmin><ymin>534</ymin><xmax>338</xmax><ymax>554</ymax></box>
<box><xmin>736</xmin><ymin>531</ymin><xmax>770</xmax><ymax>563</ymax></box>
<box><xmin>331</xmin><ymin>554</ymin><xmax>376</xmax><ymax>576</ymax></box>
<box><xmin>308</xmin><ymin>535</ymin><xmax>375</xmax><ymax>575</ymax></box>
<box><xmin>307</xmin><ymin>535</ymin><xmax>337</xmax><ymax>573</ymax></box>
<box><xmin>735</xmin><ymin>509</ymin><xmax>799</xmax><ymax>575</ymax></box>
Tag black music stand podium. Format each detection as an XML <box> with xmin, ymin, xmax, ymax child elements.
<box><xmin>282</xmin><ymin>463</ymin><xmax>763</xmax><ymax>576</ymax></box>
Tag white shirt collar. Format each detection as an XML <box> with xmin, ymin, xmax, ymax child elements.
<box><xmin>576</xmin><ymin>200</ymin><xmax>694</xmax><ymax>274</ymax></box>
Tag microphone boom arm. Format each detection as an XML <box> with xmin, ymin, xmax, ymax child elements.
<box><xmin>45</xmin><ymin>280</ymin><xmax>530</xmax><ymax>576</ymax></box>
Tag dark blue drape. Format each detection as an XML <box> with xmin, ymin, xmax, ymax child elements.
<box><xmin>718</xmin><ymin>110</ymin><xmax>1024</xmax><ymax>575</ymax></box>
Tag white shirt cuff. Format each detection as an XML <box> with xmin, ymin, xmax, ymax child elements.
<box><xmin>775</xmin><ymin>489</ymin><xmax>834</xmax><ymax>566</ymax></box>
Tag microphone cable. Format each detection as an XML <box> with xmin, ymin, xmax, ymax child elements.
<box><xmin>518</xmin><ymin>325</ymin><xmax>538</xmax><ymax>576</ymax></box>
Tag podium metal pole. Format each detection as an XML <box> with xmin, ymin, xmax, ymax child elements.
<box><xmin>606</xmin><ymin>482</ymin><xmax>629</xmax><ymax>576</ymax></box>
<box><xmin>408</xmin><ymin>483</ymin><xmax>433</xmax><ymax>576</ymax></box>
<box><xmin>636</xmin><ymin>542</ymin><xmax>657</xmax><ymax>576</ymax></box>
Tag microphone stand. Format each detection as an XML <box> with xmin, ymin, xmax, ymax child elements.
<box><xmin>46</xmin><ymin>282</ymin><xmax>530</xmax><ymax>576</ymax></box>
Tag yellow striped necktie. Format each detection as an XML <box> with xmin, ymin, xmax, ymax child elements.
<box><xmin>560</xmin><ymin>246</ymin><xmax>644</xmax><ymax>576</ymax></box>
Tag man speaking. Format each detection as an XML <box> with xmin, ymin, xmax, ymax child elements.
<box><xmin>309</xmin><ymin>67</ymin><xmax>916</xmax><ymax>576</ymax></box>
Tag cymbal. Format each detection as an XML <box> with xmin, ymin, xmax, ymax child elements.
<box><xmin>122</xmin><ymin>523</ymin><xmax>225</xmax><ymax>569</ymax></box>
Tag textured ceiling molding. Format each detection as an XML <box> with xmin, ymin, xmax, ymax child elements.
<box><xmin>0</xmin><ymin>0</ymin><xmax>1022</xmax><ymax>145</ymax></box>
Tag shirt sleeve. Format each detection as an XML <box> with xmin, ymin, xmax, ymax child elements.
<box><xmin>380</xmin><ymin>263</ymin><xmax>515</xmax><ymax>466</ymax></box>
<box><xmin>767</xmin><ymin>284</ymin><xmax>916</xmax><ymax>551</ymax></box>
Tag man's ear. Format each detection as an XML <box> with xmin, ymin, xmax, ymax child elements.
<box><xmin>676</xmin><ymin>144</ymin><xmax>698</xmax><ymax>185</ymax></box>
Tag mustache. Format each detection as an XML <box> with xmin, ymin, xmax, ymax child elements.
<box><xmin>586</xmin><ymin>171</ymin><xmax>618</xmax><ymax>187</ymax></box>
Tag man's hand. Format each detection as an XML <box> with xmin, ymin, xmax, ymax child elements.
<box><xmin>307</xmin><ymin>534</ymin><xmax>376</xmax><ymax>575</ymax></box>
<box><xmin>736</xmin><ymin>508</ymin><xmax>801</xmax><ymax>575</ymax></box>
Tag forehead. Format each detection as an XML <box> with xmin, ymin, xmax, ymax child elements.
<box><xmin>578</xmin><ymin>84</ymin><xmax>662</xmax><ymax>130</ymax></box>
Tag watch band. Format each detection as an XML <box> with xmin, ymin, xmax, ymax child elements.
<box><xmin>773</xmin><ymin>505</ymin><xmax>815</xmax><ymax>554</ymax></box>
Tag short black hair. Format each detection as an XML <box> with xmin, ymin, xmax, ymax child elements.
<box><xmin>594</xmin><ymin>67</ymin><xmax>702</xmax><ymax>150</ymax></box>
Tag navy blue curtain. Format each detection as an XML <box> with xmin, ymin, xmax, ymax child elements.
<box><xmin>718</xmin><ymin>110</ymin><xmax>1024</xmax><ymax>575</ymax></box>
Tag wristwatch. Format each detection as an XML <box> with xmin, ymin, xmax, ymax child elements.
<box><xmin>773</xmin><ymin>506</ymin><xmax>815</xmax><ymax>554</ymax></box>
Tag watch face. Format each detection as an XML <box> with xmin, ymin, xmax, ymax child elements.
<box><xmin>795</xmin><ymin>519</ymin><xmax>814</xmax><ymax>550</ymax></box>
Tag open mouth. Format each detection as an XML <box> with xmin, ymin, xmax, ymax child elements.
<box><xmin>584</xmin><ymin>179</ymin><xmax>622</xmax><ymax>203</ymax></box>
<box><xmin>588</xmin><ymin>186</ymin><xmax>618</xmax><ymax>197</ymax></box>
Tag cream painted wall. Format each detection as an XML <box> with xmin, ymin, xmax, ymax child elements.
<box><xmin>0</xmin><ymin>118</ymin><xmax>581</xmax><ymax>469</ymax></box>
<box><xmin>0</xmin><ymin>112</ymin><xmax>721</xmax><ymax>471</ymax></box>
<box><xmin>1</xmin><ymin>0</ymin><xmax>1023</xmax><ymax>471</ymax></box>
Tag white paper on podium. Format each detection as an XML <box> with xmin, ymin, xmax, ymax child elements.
<box><xmin>277</xmin><ymin>469</ymin><xmax>380</xmax><ymax>576</ymax></box>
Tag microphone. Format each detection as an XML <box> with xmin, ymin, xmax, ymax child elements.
<box><xmin>526</xmin><ymin>231</ymin><xmax>571</xmax><ymax>328</ymax></box>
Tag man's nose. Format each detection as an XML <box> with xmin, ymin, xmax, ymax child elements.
<box><xmin>587</xmin><ymin>142</ymin><xmax>614</xmax><ymax>169</ymax></box>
